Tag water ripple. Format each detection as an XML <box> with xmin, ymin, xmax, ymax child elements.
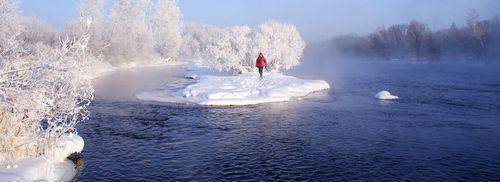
<box><xmin>75</xmin><ymin>63</ymin><xmax>500</xmax><ymax>181</ymax></box>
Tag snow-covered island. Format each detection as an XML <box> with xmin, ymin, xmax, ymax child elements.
<box><xmin>133</xmin><ymin>7</ymin><xmax>331</xmax><ymax>106</ymax></box>
<box><xmin>137</xmin><ymin>67</ymin><xmax>330</xmax><ymax>106</ymax></box>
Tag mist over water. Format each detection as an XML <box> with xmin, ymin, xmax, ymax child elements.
<box><xmin>92</xmin><ymin>66</ymin><xmax>186</xmax><ymax>101</ymax></box>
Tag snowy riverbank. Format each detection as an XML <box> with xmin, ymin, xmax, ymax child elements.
<box><xmin>0</xmin><ymin>134</ymin><xmax>84</xmax><ymax>181</ymax></box>
<box><xmin>137</xmin><ymin>67</ymin><xmax>330</xmax><ymax>105</ymax></box>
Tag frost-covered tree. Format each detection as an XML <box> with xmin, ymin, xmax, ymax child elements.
<box><xmin>0</xmin><ymin>0</ymin><xmax>94</xmax><ymax>166</ymax></box>
<box><xmin>80</xmin><ymin>0</ymin><xmax>104</xmax><ymax>26</ymax></box>
<box><xmin>153</xmin><ymin>0</ymin><xmax>182</xmax><ymax>61</ymax></box>
<box><xmin>182</xmin><ymin>24</ymin><xmax>257</xmax><ymax>73</ymax></box>
<box><xmin>225</xmin><ymin>26</ymin><xmax>253</xmax><ymax>72</ymax></box>
<box><xmin>107</xmin><ymin>0</ymin><xmax>154</xmax><ymax>65</ymax></box>
<box><xmin>80</xmin><ymin>0</ymin><xmax>107</xmax><ymax>57</ymax></box>
<box><xmin>254</xmin><ymin>21</ymin><xmax>306</xmax><ymax>71</ymax></box>
<box><xmin>202</xmin><ymin>28</ymin><xmax>237</xmax><ymax>72</ymax></box>
<box><xmin>0</xmin><ymin>0</ymin><xmax>23</xmax><ymax>57</ymax></box>
<box><xmin>181</xmin><ymin>23</ymin><xmax>236</xmax><ymax>71</ymax></box>
<box><xmin>18</xmin><ymin>18</ymin><xmax>58</xmax><ymax>47</ymax></box>
<box><xmin>180</xmin><ymin>23</ymin><xmax>206</xmax><ymax>61</ymax></box>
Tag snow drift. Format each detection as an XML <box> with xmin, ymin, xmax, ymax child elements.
<box><xmin>137</xmin><ymin>68</ymin><xmax>330</xmax><ymax>106</ymax></box>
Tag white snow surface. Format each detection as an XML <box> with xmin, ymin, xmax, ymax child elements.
<box><xmin>183</xmin><ymin>66</ymin><xmax>229</xmax><ymax>80</ymax></box>
<box><xmin>48</xmin><ymin>134</ymin><xmax>84</xmax><ymax>163</ymax></box>
<box><xmin>0</xmin><ymin>134</ymin><xmax>84</xmax><ymax>182</ymax></box>
<box><xmin>137</xmin><ymin>67</ymin><xmax>330</xmax><ymax>106</ymax></box>
<box><xmin>375</xmin><ymin>90</ymin><xmax>399</xmax><ymax>100</ymax></box>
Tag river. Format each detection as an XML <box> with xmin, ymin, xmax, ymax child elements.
<box><xmin>74</xmin><ymin>60</ymin><xmax>500</xmax><ymax>181</ymax></box>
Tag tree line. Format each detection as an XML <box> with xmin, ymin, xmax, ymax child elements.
<box><xmin>79</xmin><ymin>0</ymin><xmax>305</xmax><ymax>72</ymax></box>
<box><xmin>327</xmin><ymin>10</ymin><xmax>500</xmax><ymax>62</ymax></box>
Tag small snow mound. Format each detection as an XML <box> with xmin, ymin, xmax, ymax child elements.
<box><xmin>375</xmin><ymin>90</ymin><xmax>399</xmax><ymax>100</ymax></box>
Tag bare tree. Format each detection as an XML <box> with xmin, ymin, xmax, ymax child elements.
<box><xmin>406</xmin><ymin>20</ymin><xmax>429</xmax><ymax>60</ymax></box>
<box><xmin>468</xmin><ymin>9</ymin><xmax>489</xmax><ymax>50</ymax></box>
<box><xmin>386</xmin><ymin>24</ymin><xmax>408</xmax><ymax>59</ymax></box>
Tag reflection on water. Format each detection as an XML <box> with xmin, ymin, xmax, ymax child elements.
<box><xmin>76</xmin><ymin>62</ymin><xmax>500</xmax><ymax>181</ymax></box>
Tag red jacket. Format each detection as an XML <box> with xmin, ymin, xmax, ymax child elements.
<box><xmin>256</xmin><ymin>55</ymin><xmax>267</xmax><ymax>68</ymax></box>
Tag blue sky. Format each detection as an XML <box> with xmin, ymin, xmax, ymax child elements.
<box><xmin>20</xmin><ymin>0</ymin><xmax>500</xmax><ymax>41</ymax></box>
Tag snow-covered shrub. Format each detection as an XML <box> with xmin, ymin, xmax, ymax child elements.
<box><xmin>153</xmin><ymin>0</ymin><xmax>183</xmax><ymax>61</ymax></box>
<box><xmin>0</xmin><ymin>0</ymin><xmax>94</xmax><ymax>166</ymax></box>
<box><xmin>181</xmin><ymin>21</ymin><xmax>306</xmax><ymax>73</ymax></box>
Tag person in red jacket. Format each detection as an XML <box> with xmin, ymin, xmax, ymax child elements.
<box><xmin>256</xmin><ymin>53</ymin><xmax>267</xmax><ymax>78</ymax></box>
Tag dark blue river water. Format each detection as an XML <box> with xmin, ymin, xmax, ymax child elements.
<box><xmin>75</xmin><ymin>60</ymin><xmax>500</xmax><ymax>181</ymax></box>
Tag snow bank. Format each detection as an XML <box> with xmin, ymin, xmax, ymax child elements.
<box><xmin>375</xmin><ymin>90</ymin><xmax>399</xmax><ymax>100</ymax></box>
<box><xmin>0</xmin><ymin>134</ymin><xmax>84</xmax><ymax>182</ymax></box>
<box><xmin>138</xmin><ymin>71</ymin><xmax>330</xmax><ymax>106</ymax></box>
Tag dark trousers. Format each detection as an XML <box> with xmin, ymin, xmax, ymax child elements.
<box><xmin>258</xmin><ymin>67</ymin><xmax>264</xmax><ymax>77</ymax></box>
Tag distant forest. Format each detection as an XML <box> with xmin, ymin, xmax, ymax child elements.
<box><xmin>321</xmin><ymin>10</ymin><xmax>500</xmax><ymax>61</ymax></box>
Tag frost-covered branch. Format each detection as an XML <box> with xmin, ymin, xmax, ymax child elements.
<box><xmin>0</xmin><ymin>0</ymin><xmax>95</xmax><ymax>166</ymax></box>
